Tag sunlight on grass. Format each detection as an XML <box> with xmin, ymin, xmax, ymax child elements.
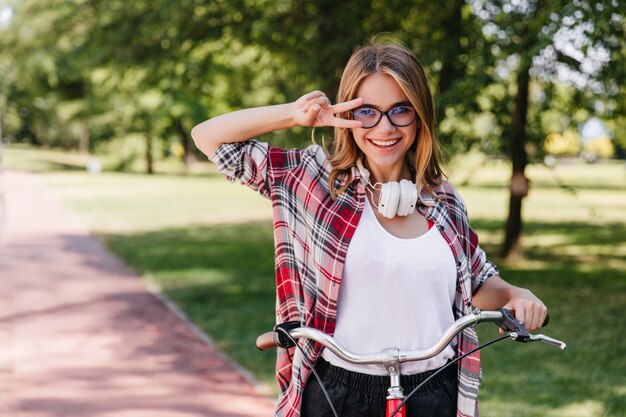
<box><xmin>545</xmin><ymin>400</ymin><xmax>604</xmax><ymax>417</ymax></box>
<box><xmin>3</xmin><ymin>145</ymin><xmax>88</xmax><ymax>172</ymax></box>
<box><xmin>2</xmin><ymin>144</ymin><xmax>214</xmax><ymax>175</ymax></box>
<box><xmin>147</xmin><ymin>269</ymin><xmax>236</xmax><ymax>289</ymax></box>
<box><xmin>480</xmin><ymin>398</ymin><xmax>607</xmax><ymax>417</ymax></box>
<box><xmin>35</xmin><ymin>171</ymin><xmax>272</xmax><ymax>233</ymax></box>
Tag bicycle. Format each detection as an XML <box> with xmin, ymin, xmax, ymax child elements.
<box><xmin>257</xmin><ymin>308</ymin><xmax>566</xmax><ymax>417</ymax></box>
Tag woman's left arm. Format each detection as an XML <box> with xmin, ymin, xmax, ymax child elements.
<box><xmin>473</xmin><ymin>275</ymin><xmax>548</xmax><ymax>332</ymax></box>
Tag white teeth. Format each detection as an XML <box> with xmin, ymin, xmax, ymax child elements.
<box><xmin>371</xmin><ymin>139</ymin><xmax>400</xmax><ymax>147</ymax></box>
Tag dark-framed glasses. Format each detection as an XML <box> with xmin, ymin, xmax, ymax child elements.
<box><xmin>351</xmin><ymin>105</ymin><xmax>418</xmax><ymax>129</ymax></box>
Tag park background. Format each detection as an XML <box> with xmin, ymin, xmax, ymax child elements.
<box><xmin>0</xmin><ymin>1</ymin><xmax>624</xmax><ymax>416</ymax></box>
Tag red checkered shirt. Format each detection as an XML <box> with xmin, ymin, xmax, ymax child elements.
<box><xmin>209</xmin><ymin>140</ymin><xmax>499</xmax><ymax>417</ymax></box>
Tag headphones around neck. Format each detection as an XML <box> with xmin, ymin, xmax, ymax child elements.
<box><xmin>356</xmin><ymin>158</ymin><xmax>420</xmax><ymax>219</ymax></box>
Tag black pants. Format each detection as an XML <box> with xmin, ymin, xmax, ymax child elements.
<box><xmin>301</xmin><ymin>358</ymin><xmax>458</xmax><ymax>417</ymax></box>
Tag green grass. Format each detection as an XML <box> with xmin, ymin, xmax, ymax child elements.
<box><xmin>4</xmin><ymin>145</ymin><xmax>626</xmax><ymax>416</ymax></box>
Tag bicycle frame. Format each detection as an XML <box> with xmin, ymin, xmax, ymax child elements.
<box><xmin>257</xmin><ymin>309</ymin><xmax>566</xmax><ymax>417</ymax></box>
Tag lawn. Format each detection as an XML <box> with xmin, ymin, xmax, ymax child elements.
<box><xmin>3</xmin><ymin>145</ymin><xmax>625</xmax><ymax>417</ymax></box>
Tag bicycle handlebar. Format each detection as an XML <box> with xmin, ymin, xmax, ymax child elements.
<box><xmin>256</xmin><ymin>309</ymin><xmax>565</xmax><ymax>363</ymax></box>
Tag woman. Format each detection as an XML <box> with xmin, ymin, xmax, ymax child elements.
<box><xmin>191</xmin><ymin>42</ymin><xmax>547</xmax><ymax>417</ymax></box>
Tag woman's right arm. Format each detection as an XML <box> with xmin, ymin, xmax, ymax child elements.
<box><xmin>191</xmin><ymin>91</ymin><xmax>363</xmax><ymax>158</ymax></box>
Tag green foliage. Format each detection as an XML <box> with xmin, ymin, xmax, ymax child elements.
<box><xmin>96</xmin><ymin>134</ymin><xmax>158</xmax><ymax>172</ymax></box>
<box><xmin>1</xmin><ymin>0</ymin><xmax>623</xmax><ymax>163</ymax></box>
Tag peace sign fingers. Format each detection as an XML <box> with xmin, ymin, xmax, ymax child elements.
<box><xmin>293</xmin><ymin>91</ymin><xmax>363</xmax><ymax>129</ymax></box>
<box><xmin>331</xmin><ymin>97</ymin><xmax>364</xmax><ymax>114</ymax></box>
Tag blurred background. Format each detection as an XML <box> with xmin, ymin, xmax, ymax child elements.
<box><xmin>0</xmin><ymin>1</ymin><xmax>624</xmax><ymax>416</ymax></box>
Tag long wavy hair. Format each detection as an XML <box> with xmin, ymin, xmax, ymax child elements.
<box><xmin>328</xmin><ymin>41</ymin><xmax>445</xmax><ymax>199</ymax></box>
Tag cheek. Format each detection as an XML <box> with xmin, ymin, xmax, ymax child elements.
<box><xmin>406</xmin><ymin>126</ymin><xmax>418</xmax><ymax>146</ymax></box>
<box><xmin>351</xmin><ymin>129</ymin><xmax>366</xmax><ymax>145</ymax></box>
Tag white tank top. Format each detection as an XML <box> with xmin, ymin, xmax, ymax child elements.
<box><xmin>322</xmin><ymin>199</ymin><xmax>457</xmax><ymax>375</ymax></box>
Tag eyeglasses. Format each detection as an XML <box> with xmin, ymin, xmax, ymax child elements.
<box><xmin>351</xmin><ymin>105</ymin><xmax>418</xmax><ymax>129</ymax></box>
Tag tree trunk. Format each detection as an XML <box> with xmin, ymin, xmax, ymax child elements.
<box><xmin>173</xmin><ymin>117</ymin><xmax>190</xmax><ymax>173</ymax></box>
<box><xmin>79</xmin><ymin>123</ymin><xmax>90</xmax><ymax>156</ymax></box>
<box><xmin>145</xmin><ymin>133</ymin><xmax>154</xmax><ymax>175</ymax></box>
<box><xmin>436</xmin><ymin>0</ymin><xmax>464</xmax><ymax>95</ymax></box>
<box><xmin>502</xmin><ymin>65</ymin><xmax>531</xmax><ymax>260</ymax></box>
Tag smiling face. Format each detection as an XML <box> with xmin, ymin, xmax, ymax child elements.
<box><xmin>351</xmin><ymin>72</ymin><xmax>419</xmax><ymax>183</ymax></box>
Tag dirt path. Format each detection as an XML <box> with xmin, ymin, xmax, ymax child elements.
<box><xmin>0</xmin><ymin>170</ymin><xmax>276</xmax><ymax>417</ymax></box>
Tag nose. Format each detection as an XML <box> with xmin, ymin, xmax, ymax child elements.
<box><xmin>376</xmin><ymin>113</ymin><xmax>396</xmax><ymax>133</ymax></box>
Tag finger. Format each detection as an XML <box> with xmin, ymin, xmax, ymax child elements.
<box><xmin>331</xmin><ymin>117</ymin><xmax>363</xmax><ymax>129</ymax></box>
<box><xmin>539</xmin><ymin>308</ymin><xmax>548</xmax><ymax>329</ymax></box>
<box><xmin>332</xmin><ymin>97</ymin><xmax>364</xmax><ymax>113</ymax></box>
<box><xmin>303</xmin><ymin>90</ymin><xmax>325</xmax><ymax>100</ymax></box>
<box><xmin>311</xmin><ymin>96</ymin><xmax>331</xmax><ymax>107</ymax></box>
<box><xmin>525</xmin><ymin>306</ymin><xmax>536</xmax><ymax>331</ymax></box>
<box><xmin>305</xmin><ymin>104</ymin><xmax>321</xmax><ymax>125</ymax></box>
<box><xmin>531</xmin><ymin>305</ymin><xmax>547</xmax><ymax>331</ymax></box>
<box><xmin>514</xmin><ymin>304</ymin><xmax>526</xmax><ymax>326</ymax></box>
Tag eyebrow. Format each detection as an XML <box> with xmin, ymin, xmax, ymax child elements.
<box><xmin>357</xmin><ymin>101</ymin><xmax>412</xmax><ymax>110</ymax></box>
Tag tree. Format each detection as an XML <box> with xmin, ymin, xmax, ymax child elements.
<box><xmin>471</xmin><ymin>0</ymin><xmax>624</xmax><ymax>259</ymax></box>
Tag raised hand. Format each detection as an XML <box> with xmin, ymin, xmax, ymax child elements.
<box><xmin>292</xmin><ymin>90</ymin><xmax>364</xmax><ymax>129</ymax></box>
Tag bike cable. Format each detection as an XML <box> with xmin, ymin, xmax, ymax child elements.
<box><xmin>388</xmin><ymin>334</ymin><xmax>510</xmax><ymax>417</ymax></box>
<box><xmin>278</xmin><ymin>328</ymin><xmax>341</xmax><ymax>417</ymax></box>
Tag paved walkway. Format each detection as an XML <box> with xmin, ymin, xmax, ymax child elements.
<box><xmin>0</xmin><ymin>170</ymin><xmax>276</xmax><ymax>417</ymax></box>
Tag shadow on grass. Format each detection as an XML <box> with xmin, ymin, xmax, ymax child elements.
<box><xmin>100</xmin><ymin>219</ymin><xmax>626</xmax><ymax>415</ymax></box>
<box><xmin>470</xmin><ymin>221</ymin><xmax>626</xmax><ymax>416</ymax></box>
<box><xmin>477</xmin><ymin>263</ymin><xmax>626</xmax><ymax>417</ymax></box>
<box><xmin>473</xmin><ymin>220</ymin><xmax>626</xmax><ymax>269</ymax></box>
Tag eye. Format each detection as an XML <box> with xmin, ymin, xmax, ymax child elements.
<box><xmin>390</xmin><ymin>105</ymin><xmax>412</xmax><ymax>115</ymax></box>
<box><xmin>353</xmin><ymin>107</ymin><xmax>377</xmax><ymax>118</ymax></box>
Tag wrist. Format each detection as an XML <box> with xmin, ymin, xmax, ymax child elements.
<box><xmin>285</xmin><ymin>102</ymin><xmax>299</xmax><ymax>129</ymax></box>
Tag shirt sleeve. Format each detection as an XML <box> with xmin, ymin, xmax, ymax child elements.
<box><xmin>208</xmin><ymin>140</ymin><xmax>274</xmax><ymax>199</ymax></box>
<box><xmin>467</xmin><ymin>227</ymin><xmax>499</xmax><ymax>295</ymax></box>
<box><xmin>208</xmin><ymin>139</ymin><xmax>316</xmax><ymax>199</ymax></box>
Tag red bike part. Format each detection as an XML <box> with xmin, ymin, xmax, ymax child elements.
<box><xmin>386</xmin><ymin>398</ymin><xmax>406</xmax><ymax>417</ymax></box>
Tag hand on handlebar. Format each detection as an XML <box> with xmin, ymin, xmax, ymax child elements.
<box><xmin>499</xmin><ymin>288</ymin><xmax>548</xmax><ymax>333</ymax></box>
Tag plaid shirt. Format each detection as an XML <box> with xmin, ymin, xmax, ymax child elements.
<box><xmin>209</xmin><ymin>140</ymin><xmax>499</xmax><ymax>417</ymax></box>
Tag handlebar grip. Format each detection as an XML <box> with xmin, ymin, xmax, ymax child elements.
<box><xmin>542</xmin><ymin>314</ymin><xmax>550</xmax><ymax>328</ymax></box>
<box><xmin>256</xmin><ymin>332</ymin><xmax>279</xmax><ymax>350</ymax></box>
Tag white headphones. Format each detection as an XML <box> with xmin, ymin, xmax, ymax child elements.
<box><xmin>356</xmin><ymin>158</ymin><xmax>420</xmax><ymax>219</ymax></box>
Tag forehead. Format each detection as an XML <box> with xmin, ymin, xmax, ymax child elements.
<box><xmin>356</xmin><ymin>72</ymin><xmax>408</xmax><ymax>108</ymax></box>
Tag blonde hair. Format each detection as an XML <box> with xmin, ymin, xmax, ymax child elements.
<box><xmin>328</xmin><ymin>41</ymin><xmax>445</xmax><ymax>199</ymax></box>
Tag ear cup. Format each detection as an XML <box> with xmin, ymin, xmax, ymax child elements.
<box><xmin>397</xmin><ymin>179</ymin><xmax>418</xmax><ymax>216</ymax></box>
<box><xmin>356</xmin><ymin>157</ymin><xmax>420</xmax><ymax>218</ymax></box>
<box><xmin>378</xmin><ymin>181</ymin><xmax>400</xmax><ymax>219</ymax></box>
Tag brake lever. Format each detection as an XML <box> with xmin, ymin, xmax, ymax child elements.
<box><xmin>528</xmin><ymin>334</ymin><xmax>567</xmax><ymax>350</ymax></box>
<box><xmin>496</xmin><ymin>308</ymin><xmax>566</xmax><ymax>350</ymax></box>
<box><xmin>495</xmin><ymin>308</ymin><xmax>531</xmax><ymax>341</ymax></box>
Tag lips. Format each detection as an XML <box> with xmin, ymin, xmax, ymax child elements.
<box><xmin>368</xmin><ymin>138</ymin><xmax>401</xmax><ymax>148</ymax></box>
